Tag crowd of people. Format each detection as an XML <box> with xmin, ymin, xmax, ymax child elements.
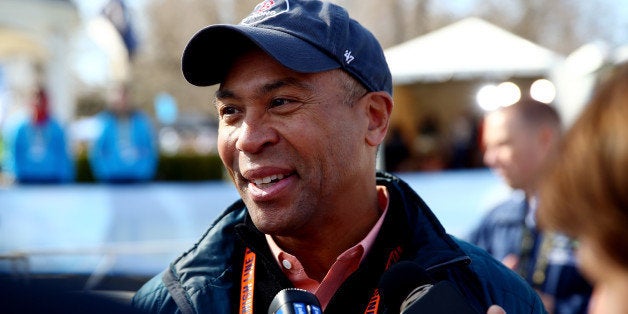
<box><xmin>2</xmin><ymin>84</ymin><xmax>158</xmax><ymax>184</ymax></box>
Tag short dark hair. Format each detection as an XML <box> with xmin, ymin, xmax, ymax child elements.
<box><xmin>501</xmin><ymin>98</ymin><xmax>562</xmax><ymax>132</ymax></box>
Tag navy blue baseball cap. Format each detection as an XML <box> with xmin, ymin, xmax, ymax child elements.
<box><xmin>182</xmin><ymin>0</ymin><xmax>393</xmax><ymax>95</ymax></box>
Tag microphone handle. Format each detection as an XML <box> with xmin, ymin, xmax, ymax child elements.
<box><xmin>268</xmin><ymin>288</ymin><xmax>322</xmax><ymax>314</ymax></box>
<box><xmin>401</xmin><ymin>281</ymin><xmax>480</xmax><ymax>314</ymax></box>
<box><xmin>272</xmin><ymin>303</ymin><xmax>322</xmax><ymax>314</ymax></box>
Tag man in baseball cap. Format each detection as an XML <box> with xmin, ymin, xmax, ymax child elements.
<box><xmin>132</xmin><ymin>1</ymin><xmax>545</xmax><ymax>313</ymax></box>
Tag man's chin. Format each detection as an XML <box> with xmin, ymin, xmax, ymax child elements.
<box><xmin>249</xmin><ymin>218</ymin><xmax>285</xmax><ymax>235</ymax></box>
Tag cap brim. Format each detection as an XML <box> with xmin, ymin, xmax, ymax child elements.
<box><xmin>182</xmin><ymin>25</ymin><xmax>341</xmax><ymax>86</ymax></box>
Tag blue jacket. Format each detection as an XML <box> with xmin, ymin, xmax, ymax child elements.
<box><xmin>9</xmin><ymin>118</ymin><xmax>74</xmax><ymax>183</ymax></box>
<box><xmin>132</xmin><ymin>172</ymin><xmax>546</xmax><ymax>313</ymax></box>
<box><xmin>89</xmin><ymin>110</ymin><xmax>158</xmax><ymax>183</ymax></box>
<box><xmin>467</xmin><ymin>192</ymin><xmax>591</xmax><ymax>314</ymax></box>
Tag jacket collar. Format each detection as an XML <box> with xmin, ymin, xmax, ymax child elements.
<box><xmin>376</xmin><ymin>171</ymin><xmax>470</xmax><ymax>273</ymax></box>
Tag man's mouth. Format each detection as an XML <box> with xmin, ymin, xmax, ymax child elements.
<box><xmin>252</xmin><ymin>173</ymin><xmax>286</xmax><ymax>187</ymax></box>
<box><xmin>243</xmin><ymin>171</ymin><xmax>296</xmax><ymax>201</ymax></box>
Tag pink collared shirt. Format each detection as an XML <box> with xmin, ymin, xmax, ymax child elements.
<box><xmin>265</xmin><ymin>185</ymin><xmax>390</xmax><ymax>309</ymax></box>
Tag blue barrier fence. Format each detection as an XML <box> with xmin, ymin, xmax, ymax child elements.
<box><xmin>0</xmin><ymin>169</ymin><xmax>509</xmax><ymax>278</ymax></box>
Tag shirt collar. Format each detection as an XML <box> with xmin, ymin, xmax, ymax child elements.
<box><xmin>266</xmin><ymin>185</ymin><xmax>390</xmax><ymax>265</ymax></box>
<box><xmin>265</xmin><ymin>185</ymin><xmax>390</xmax><ymax>308</ymax></box>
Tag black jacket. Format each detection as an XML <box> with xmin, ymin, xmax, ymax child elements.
<box><xmin>132</xmin><ymin>172</ymin><xmax>546</xmax><ymax>313</ymax></box>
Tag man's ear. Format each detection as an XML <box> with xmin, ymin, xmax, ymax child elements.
<box><xmin>364</xmin><ymin>91</ymin><xmax>393</xmax><ymax>146</ymax></box>
<box><xmin>538</xmin><ymin>125</ymin><xmax>559</xmax><ymax>153</ymax></box>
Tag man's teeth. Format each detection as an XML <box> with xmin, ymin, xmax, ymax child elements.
<box><xmin>252</xmin><ymin>174</ymin><xmax>285</xmax><ymax>186</ymax></box>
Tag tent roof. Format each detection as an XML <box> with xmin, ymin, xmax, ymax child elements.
<box><xmin>384</xmin><ymin>17</ymin><xmax>564</xmax><ymax>84</ymax></box>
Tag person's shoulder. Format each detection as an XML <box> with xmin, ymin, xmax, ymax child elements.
<box><xmin>455</xmin><ymin>239</ymin><xmax>547</xmax><ymax>313</ymax></box>
<box><xmin>13</xmin><ymin>117</ymin><xmax>31</xmax><ymax>130</ymax></box>
<box><xmin>133</xmin><ymin>272</ymin><xmax>166</xmax><ymax>297</ymax></box>
<box><xmin>480</xmin><ymin>193</ymin><xmax>525</xmax><ymax>221</ymax></box>
<box><xmin>170</xmin><ymin>200</ymin><xmax>247</xmax><ymax>272</ymax></box>
<box><xmin>132</xmin><ymin>272</ymin><xmax>173</xmax><ymax>312</ymax></box>
<box><xmin>96</xmin><ymin>110</ymin><xmax>116</xmax><ymax>122</ymax></box>
<box><xmin>131</xmin><ymin>110</ymin><xmax>151</xmax><ymax>120</ymax></box>
<box><xmin>456</xmin><ymin>239</ymin><xmax>514</xmax><ymax>278</ymax></box>
<box><xmin>134</xmin><ymin>203</ymin><xmax>248</xmax><ymax>312</ymax></box>
<box><xmin>129</xmin><ymin>110</ymin><xmax>154</xmax><ymax>126</ymax></box>
<box><xmin>46</xmin><ymin>119</ymin><xmax>66</xmax><ymax>131</ymax></box>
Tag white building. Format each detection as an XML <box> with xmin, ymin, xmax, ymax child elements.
<box><xmin>0</xmin><ymin>0</ymin><xmax>80</xmax><ymax>127</ymax></box>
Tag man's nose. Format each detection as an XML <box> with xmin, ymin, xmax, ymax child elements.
<box><xmin>483</xmin><ymin>148</ymin><xmax>496</xmax><ymax>167</ymax></box>
<box><xmin>235</xmin><ymin>119</ymin><xmax>279</xmax><ymax>154</ymax></box>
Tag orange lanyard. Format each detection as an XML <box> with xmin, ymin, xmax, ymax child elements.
<box><xmin>239</xmin><ymin>246</ymin><xmax>402</xmax><ymax>314</ymax></box>
<box><xmin>239</xmin><ymin>247</ymin><xmax>256</xmax><ymax>314</ymax></box>
<box><xmin>363</xmin><ymin>246</ymin><xmax>403</xmax><ymax>314</ymax></box>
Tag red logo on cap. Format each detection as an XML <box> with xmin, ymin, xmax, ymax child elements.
<box><xmin>255</xmin><ymin>0</ymin><xmax>275</xmax><ymax>13</ymax></box>
<box><xmin>242</xmin><ymin>0</ymin><xmax>287</xmax><ymax>25</ymax></box>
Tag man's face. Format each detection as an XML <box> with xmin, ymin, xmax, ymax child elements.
<box><xmin>108</xmin><ymin>87</ymin><xmax>131</xmax><ymax>114</ymax></box>
<box><xmin>215</xmin><ymin>50</ymin><xmax>373</xmax><ymax>237</ymax></box>
<box><xmin>482</xmin><ymin>110</ymin><xmax>545</xmax><ymax>191</ymax></box>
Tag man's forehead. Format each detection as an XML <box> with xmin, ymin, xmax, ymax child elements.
<box><xmin>484</xmin><ymin>115</ymin><xmax>516</xmax><ymax>142</ymax></box>
<box><xmin>216</xmin><ymin>76</ymin><xmax>316</xmax><ymax>102</ymax></box>
<box><xmin>217</xmin><ymin>55</ymin><xmax>338</xmax><ymax>98</ymax></box>
<box><xmin>219</xmin><ymin>49</ymin><xmax>289</xmax><ymax>85</ymax></box>
<box><xmin>220</xmin><ymin>47</ymin><xmax>345</xmax><ymax>88</ymax></box>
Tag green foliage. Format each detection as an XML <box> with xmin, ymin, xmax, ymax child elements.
<box><xmin>75</xmin><ymin>153</ymin><xmax>95</xmax><ymax>182</ymax></box>
<box><xmin>75</xmin><ymin>92</ymin><xmax>107</xmax><ymax>117</ymax></box>
<box><xmin>155</xmin><ymin>153</ymin><xmax>225</xmax><ymax>182</ymax></box>
<box><xmin>75</xmin><ymin>153</ymin><xmax>225</xmax><ymax>182</ymax></box>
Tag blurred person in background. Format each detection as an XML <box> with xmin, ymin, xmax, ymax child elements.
<box><xmin>467</xmin><ymin>98</ymin><xmax>592</xmax><ymax>313</ymax></box>
<box><xmin>89</xmin><ymin>84</ymin><xmax>158</xmax><ymax>183</ymax></box>
<box><xmin>538</xmin><ymin>61</ymin><xmax>628</xmax><ymax>314</ymax></box>
<box><xmin>7</xmin><ymin>86</ymin><xmax>74</xmax><ymax>184</ymax></box>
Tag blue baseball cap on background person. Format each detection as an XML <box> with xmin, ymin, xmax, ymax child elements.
<box><xmin>181</xmin><ymin>0</ymin><xmax>393</xmax><ymax>95</ymax></box>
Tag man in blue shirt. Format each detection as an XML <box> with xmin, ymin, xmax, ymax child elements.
<box><xmin>468</xmin><ymin>98</ymin><xmax>592</xmax><ymax>314</ymax></box>
<box><xmin>89</xmin><ymin>85</ymin><xmax>157</xmax><ymax>183</ymax></box>
<box><xmin>9</xmin><ymin>87</ymin><xmax>74</xmax><ymax>184</ymax></box>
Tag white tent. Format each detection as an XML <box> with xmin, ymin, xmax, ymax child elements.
<box><xmin>384</xmin><ymin>17</ymin><xmax>563</xmax><ymax>84</ymax></box>
<box><xmin>552</xmin><ymin>41</ymin><xmax>628</xmax><ymax>126</ymax></box>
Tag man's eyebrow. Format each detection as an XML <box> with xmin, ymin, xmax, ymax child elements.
<box><xmin>215</xmin><ymin>89</ymin><xmax>236</xmax><ymax>101</ymax></box>
<box><xmin>263</xmin><ymin>77</ymin><xmax>312</xmax><ymax>94</ymax></box>
<box><xmin>216</xmin><ymin>77</ymin><xmax>311</xmax><ymax>101</ymax></box>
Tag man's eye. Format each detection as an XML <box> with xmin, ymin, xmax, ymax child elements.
<box><xmin>219</xmin><ymin>106</ymin><xmax>240</xmax><ymax>116</ymax></box>
<box><xmin>269</xmin><ymin>98</ymin><xmax>304</xmax><ymax>114</ymax></box>
<box><xmin>269</xmin><ymin>98</ymin><xmax>291</xmax><ymax>108</ymax></box>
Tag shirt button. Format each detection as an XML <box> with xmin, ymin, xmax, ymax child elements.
<box><xmin>282</xmin><ymin>259</ymin><xmax>292</xmax><ymax>270</ymax></box>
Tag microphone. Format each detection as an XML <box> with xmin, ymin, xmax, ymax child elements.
<box><xmin>379</xmin><ymin>261</ymin><xmax>480</xmax><ymax>314</ymax></box>
<box><xmin>268</xmin><ymin>288</ymin><xmax>322</xmax><ymax>314</ymax></box>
